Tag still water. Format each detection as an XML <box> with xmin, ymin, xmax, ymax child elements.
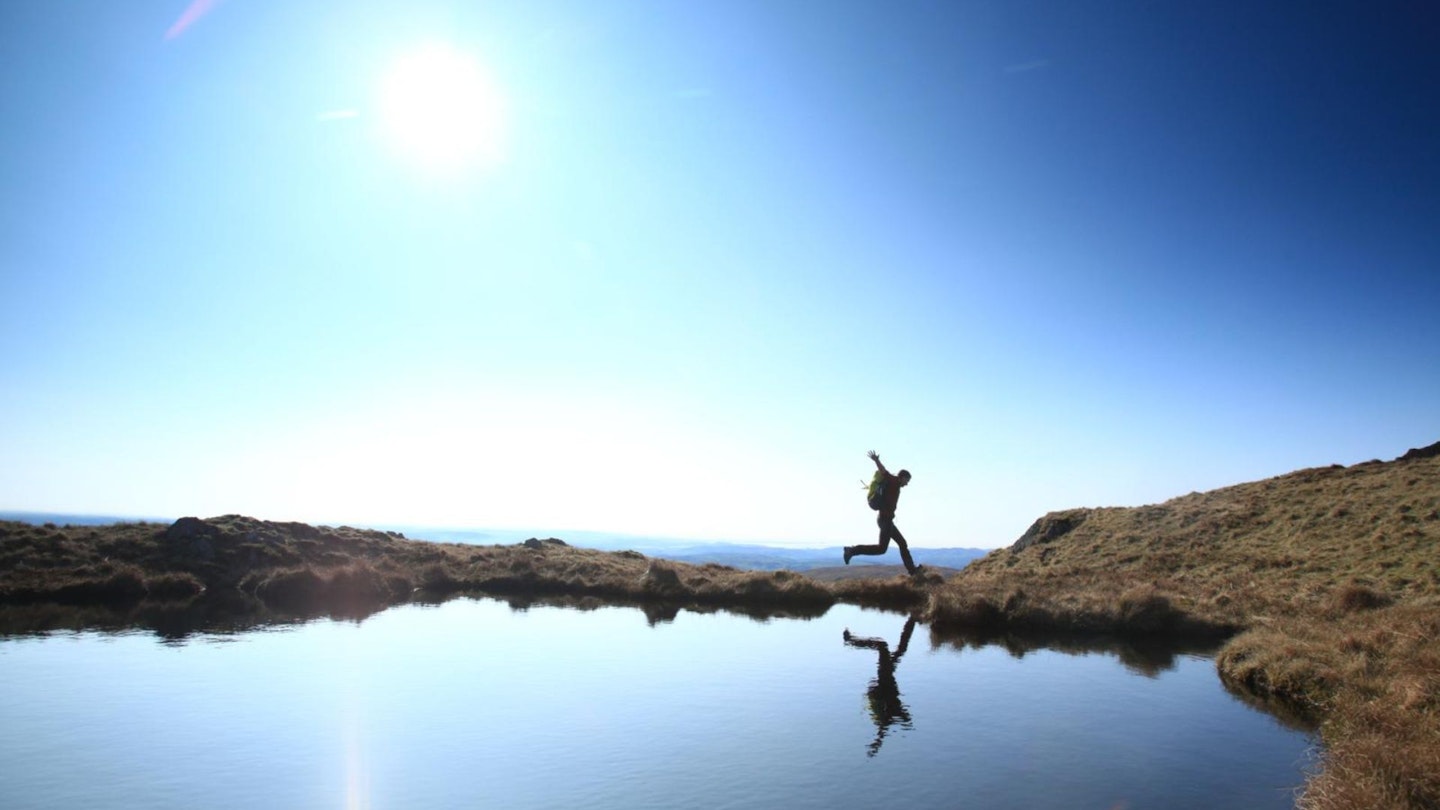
<box><xmin>0</xmin><ymin>598</ymin><xmax>1313</xmax><ymax>809</ymax></box>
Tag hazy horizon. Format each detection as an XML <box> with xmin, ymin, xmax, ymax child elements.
<box><xmin>0</xmin><ymin>509</ymin><xmax>997</xmax><ymax>551</ymax></box>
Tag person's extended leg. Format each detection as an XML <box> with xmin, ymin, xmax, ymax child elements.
<box><xmin>844</xmin><ymin>516</ymin><xmax>894</xmax><ymax>563</ymax></box>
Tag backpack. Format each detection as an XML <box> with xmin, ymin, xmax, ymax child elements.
<box><xmin>866</xmin><ymin>470</ymin><xmax>887</xmax><ymax>511</ymax></box>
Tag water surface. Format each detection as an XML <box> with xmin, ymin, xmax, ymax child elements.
<box><xmin>0</xmin><ymin>598</ymin><xmax>1314</xmax><ymax>809</ymax></box>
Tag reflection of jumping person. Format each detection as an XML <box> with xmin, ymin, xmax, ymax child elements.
<box><xmin>844</xmin><ymin>616</ymin><xmax>918</xmax><ymax>756</ymax></box>
<box><xmin>844</xmin><ymin>450</ymin><xmax>918</xmax><ymax>574</ymax></box>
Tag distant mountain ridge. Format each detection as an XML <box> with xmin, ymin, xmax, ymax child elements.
<box><xmin>390</xmin><ymin>528</ymin><xmax>989</xmax><ymax>571</ymax></box>
<box><xmin>0</xmin><ymin>512</ymin><xmax>988</xmax><ymax>573</ymax></box>
<box><xmin>604</xmin><ymin>542</ymin><xmax>988</xmax><ymax>572</ymax></box>
<box><xmin>0</xmin><ymin>511</ymin><xmax>174</xmax><ymax>527</ymax></box>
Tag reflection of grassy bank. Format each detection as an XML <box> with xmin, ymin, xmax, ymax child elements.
<box><xmin>0</xmin><ymin>590</ymin><xmax>395</xmax><ymax>641</ymax></box>
<box><xmin>0</xmin><ymin>589</ymin><xmax>834</xmax><ymax>642</ymax></box>
<box><xmin>925</xmin><ymin>621</ymin><xmax>1226</xmax><ymax>681</ymax></box>
<box><xmin>929</xmin><ymin>446</ymin><xmax>1438</xmax><ymax>810</ymax></box>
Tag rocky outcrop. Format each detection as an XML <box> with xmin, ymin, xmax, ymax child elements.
<box><xmin>1010</xmin><ymin>508</ymin><xmax>1092</xmax><ymax>553</ymax></box>
<box><xmin>638</xmin><ymin>561</ymin><xmax>683</xmax><ymax>594</ymax></box>
<box><xmin>163</xmin><ymin>516</ymin><xmax>221</xmax><ymax>561</ymax></box>
<box><xmin>1397</xmin><ymin>440</ymin><xmax>1440</xmax><ymax>462</ymax></box>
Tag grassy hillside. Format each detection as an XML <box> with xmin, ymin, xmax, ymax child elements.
<box><xmin>928</xmin><ymin>442</ymin><xmax>1439</xmax><ymax>810</ymax></box>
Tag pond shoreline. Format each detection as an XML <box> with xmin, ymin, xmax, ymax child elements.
<box><xmin>4</xmin><ymin>447</ymin><xmax>1437</xmax><ymax>810</ymax></box>
<box><xmin>1</xmin><ymin>514</ymin><xmax>1240</xmax><ymax>638</ymax></box>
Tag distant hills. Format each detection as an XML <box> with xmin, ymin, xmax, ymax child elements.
<box><xmin>389</xmin><ymin>528</ymin><xmax>989</xmax><ymax>571</ymax></box>
<box><xmin>575</xmin><ymin>541</ymin><xmax>988</xmax><ymax>573</ymax></box>
<box><xmin>0</xmin><ymin>512</ymin><xmax>989</xmax><ymax>574</ymax></box>
<box><xmin>0</xmin><ymin>511</ymin><xmax>174</xmax><ymax>527</ymax></box>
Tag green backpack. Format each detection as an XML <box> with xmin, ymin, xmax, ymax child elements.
<box><xmin>866</xmin><ymin>470</ymin><xmax>887</xmax><ymax>511</ymax></box>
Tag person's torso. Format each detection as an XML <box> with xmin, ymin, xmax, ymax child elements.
<box><xmin>881</xmin><ymin>472</ymin><xmax>902</xmax><ymax>514</ymax></box>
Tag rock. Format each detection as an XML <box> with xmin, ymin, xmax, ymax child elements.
<box><xmin>522</xmin><ymin>537</ymin><xmax>567</xmax><ymax>549</ymax></box>
<box><xmin>639</xmin><ymin>562</ymin><xmax>683</xmax><ymax>593</ymax></box>
<box><xmin>1397</xmin><ymin>440</ymin><xmax>1440</xmax><ymax>462</ymax></box>
<box><xmin>165</xmin><ymin>516</ymin><xmax>212</xmax><ymax>538</ymax></box>
<box><xmin>163</xmin><ymin>517</ymin><xmax>219</xmax><ymax>560</ymax></box>
<box><xmin>1011</xmin><ymin>508</ymin><xmax>1091</xmax><ymax>553</ymax></box>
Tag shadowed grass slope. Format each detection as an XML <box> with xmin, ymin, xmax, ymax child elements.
<box><xmin>931</xmin><ymin>444</ymin><xmax>1438</xmax><ymax>810</ymax></box>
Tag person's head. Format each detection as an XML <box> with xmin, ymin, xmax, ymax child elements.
<box><xmin>897</xmin><ymin>470</ymin><xmax>912</xmax><ymax>486</ymax></box>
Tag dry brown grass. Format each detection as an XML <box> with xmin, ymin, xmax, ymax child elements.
<box><xmin>0</xmin><ymin>515</ymin><xmax>839</xmax><ymax>620</ymax></box>
<box><xmin>829</xmin><ymin>569</ymin><xmax>938</xmax><ymax>611</ymax></box>
<box><xmin>932</xmin><ymin>448</ymin><xmax>1439</xmax><ymax>810</ymax></box>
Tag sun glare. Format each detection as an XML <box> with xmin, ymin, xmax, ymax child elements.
<box><xmin>377</xmin><ymin>44</ymin><xmax>506</xmax><ymax>173</ymax></box>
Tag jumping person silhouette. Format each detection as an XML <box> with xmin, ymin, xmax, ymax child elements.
<box><xmin>844</xmin><ymin>450</ymin><xmax>919</xmax><ymax>575</ymax></box>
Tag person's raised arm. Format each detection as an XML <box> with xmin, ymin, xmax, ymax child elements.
<box><xmin>867</xmin><ymin>450</ymin><xmax>889</xmax><ymax>475</ymax></box>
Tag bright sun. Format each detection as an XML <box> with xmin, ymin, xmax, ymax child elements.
<box><xmin>377</xmin><ymin>44</ymin><xmax>506</xmax><ymax>173</ymax></box>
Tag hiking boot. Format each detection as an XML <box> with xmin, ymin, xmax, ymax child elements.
<box><xmin>843</xmin><ymin>547</ymin><xmax>854</xmax><ymax>565</ymax></box>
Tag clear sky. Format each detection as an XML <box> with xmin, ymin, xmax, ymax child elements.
<box><xmin>2</xmin><ymin>1</ymin><xmax>1437</xmax><ymax>548</ymax></box>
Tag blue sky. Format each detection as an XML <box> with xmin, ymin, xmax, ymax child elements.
<box><xmin>2</xmin><ymin>1</ymin><xmax>1436</xmax><ymax>548</ymax></box>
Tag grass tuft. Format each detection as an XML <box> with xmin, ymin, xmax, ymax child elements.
<box><xmin>1331</xmin><ymin>583</ymin><xmax>1392</xmax><ymax>614</ymax></box>
<box><xmin>1116</xmin><ymin>585</ymin><xmax>1180</xmax><ymax>633</ymax></box>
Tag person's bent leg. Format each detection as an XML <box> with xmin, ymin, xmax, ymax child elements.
<box><xmin>887</xmin><ymin>520</ymin><xmax>918</xmax><ymax>574</ymax></box>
